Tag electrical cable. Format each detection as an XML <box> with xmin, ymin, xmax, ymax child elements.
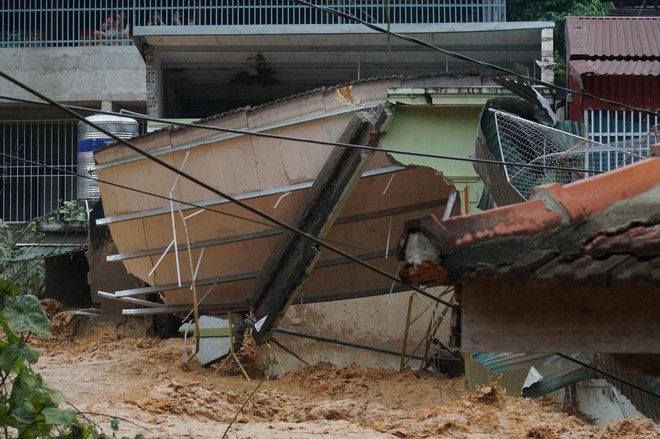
<box><xmin>2</xmin><ymin>6</ymin><xmax>656</xmax><ymax>400</ymax></box>
<box><xmin>0</xmin><ymin>95</ymin><xmax>604</xmax><ymax>175</ymax></box>
<box><xmin>555</xmin><ymin>353</ymin><xmax>660</xmax><ymax>400</ymax></box>
<box><xmin>0</xmin><ymin>69</ymin><xmax>454</xmax><ymax>308</ymax></box>
<box><xmin>0</xmin><ymin>152</ymin><xmax>272</xmax><ymax>229</ymax></box>
<box><xmin>0</xmin><ymin>151</ymin><xmax>374</xmax><ymax>255</ymax></box>
<box><xmin>291</xmin><ymin>0</ymin><xmax>660</xmax><ymax>118</ymax></box>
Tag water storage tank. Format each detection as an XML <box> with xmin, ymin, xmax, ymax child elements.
<box><xmin>77</xmin><ymin>114</ymin><xmax>139</xmax><ymax>200</ymax></box>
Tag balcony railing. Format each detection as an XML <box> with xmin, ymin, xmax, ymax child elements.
<box><xmin>1</xmin><ymin>1</ymin><xmax>507</xmax><ymax>48</ymax></box>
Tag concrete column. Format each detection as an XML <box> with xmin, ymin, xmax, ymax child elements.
<box><xmin>541</xmin><ymin>27</ymin><xmax>554</xmax><ymax>85</ymax></box>
<box><xmin>100</xmin><ymin>101</ymin><xmax>113</xmax><ymax>112</ymax></box>
<box><xmin>144</xmin><ymin>45</ymin><xmax>158</xmax><ymax>118</ymax></box>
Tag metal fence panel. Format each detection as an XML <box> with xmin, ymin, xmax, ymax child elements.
<box><xmin>583</xmin><ymin>109</ymin><xmax>659</xmax><ymax>172</ymax></box>
<box><xmin>1</xmin><ymin>1</ymin><xmax>507</xmax><ymax>47</ymax></box>
<box><xmin>1</xmin><ymin>120</ymin><xmax>77</xmax><ymax>223</ymax></box>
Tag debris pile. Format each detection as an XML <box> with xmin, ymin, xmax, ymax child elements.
<box><xmin>38</xmin><ymin>298</ymin><xmax>80</xmax><ymax>342</ymax></box>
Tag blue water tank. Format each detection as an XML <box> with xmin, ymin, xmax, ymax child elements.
<box><xmin>77</xmin><ymin>114</ymin><xmax>139</xmax><ymax>200</ymax></box>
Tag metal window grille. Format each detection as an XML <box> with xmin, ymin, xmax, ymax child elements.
<box><xmin>583</xmin><ymin>109</ymin><xmax>659</xmax><ymax>172</ymax></box>
<box><xmin>1</xmin><ymin>1</ymin><xmax>507</xmax><ymax>48</ymax></box>
<box><xmin>1</xmin><ymin>120</ymin><xmax>78</xmax><ymax>224</ymax></box>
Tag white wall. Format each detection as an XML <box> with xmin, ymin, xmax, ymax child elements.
<box><xmin>557</xmin><ymin>379</ymin><xmax>646</xmax><ymax>427</ymax></box>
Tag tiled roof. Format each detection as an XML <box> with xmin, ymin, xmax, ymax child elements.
<box><xmin>398</xmin><ymin>148</ymin><xmax>660</xmax><ymax>287</ymax></box>
<box><xmin>566</xmin><ymin>16</ymin><xmax>660</xmax><ymax>60</ymax></box>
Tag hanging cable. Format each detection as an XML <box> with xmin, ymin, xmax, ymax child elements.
<box><xmin>0</xmin><ymin>69</ymin><xmax>453</xmax><ymax>308</ymax></box>
<box><xmin>0</xmin><ymin>151</ymin><xmax>375</xmax><ymax>255</ymax></box>
<box><xmin>0</xmin><ymin>95</ymin><xmax>605</xmax><ymax>175</ymax></box>
<box><xmin>291</xmin><ymin>0</ymin><xmax>660</xmax><ymax>118</ymax></box>
<box><xmin>555</xmin><ymin>353</ymin><xmax>660</xmax><ymax>400</ymax></box>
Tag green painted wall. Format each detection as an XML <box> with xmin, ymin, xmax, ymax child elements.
<box><xmin>382</xmin><ymin>106</ymin><xmax>479</xmax><ymax>177</ymax></box>
<box><xmin>382</xmin><ymin>105</ymin><xmax>484</xmax><ymax>214</ymax></box>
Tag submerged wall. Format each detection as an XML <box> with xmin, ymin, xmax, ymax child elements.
<box><xmin>272</xmin><ymin>290</ymin><xmax>454</xmax><ymax>372</ymax></box>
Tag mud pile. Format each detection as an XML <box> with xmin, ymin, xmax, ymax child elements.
<box><xmin>36</xmin><ymin>328</ymin><xmax>660</xmax><ymax>439</ymax></box>
<box><xmin>37</xmin><ymin>298</ymin><xmax>80</xmax><ymax>343</ymax></box>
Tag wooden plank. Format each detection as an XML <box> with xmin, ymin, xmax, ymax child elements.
<box><xmin>460</xmin><ymin>280</ymin><xmax>660</xmax><ymax>353</ymax></box>
<box><xmin>250</xmin><ymin>103</ymin><xmax>394</xmax><ymax>344</ymax></box>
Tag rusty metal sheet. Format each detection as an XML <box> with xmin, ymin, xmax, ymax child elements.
<box><xmin>566</xmin><ymin>16</ymin><xmax>660</xmax><ymax>59</ymax></box>
<box><xmin>568</xmin><ymin>59</ymin><xmax>660</xmax><ymax>77</ymax></box>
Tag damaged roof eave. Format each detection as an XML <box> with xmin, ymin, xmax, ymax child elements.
<box><xmin>388</xmin><ymin>86</ymin><xmax>513</xmax><ymax>106</ymax></box>
<box><xmin>398</xmin><ymin>153</ymin><xmax>660</xmax><ymax>286</ymax></box>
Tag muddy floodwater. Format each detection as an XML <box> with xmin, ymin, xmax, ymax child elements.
<box><xmin>34</xmin><ymin>308</ymin><xmax>659</xmax><ymax>438</ymax></box>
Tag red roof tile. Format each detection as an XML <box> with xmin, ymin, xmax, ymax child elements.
<box><xmin>398</xmin><ymin>155</ymin><xmax>660</xmax><ymax>287</ymax></box>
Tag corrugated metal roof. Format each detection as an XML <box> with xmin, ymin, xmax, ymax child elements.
<box><xmin>473</xmin><ymin>352</ymin><xmax>594</xmax><ymax>398</ymax></box>
<box><xmin>595</xmin><ymin>353</ymin><xmax>660</xmax><ymax>421</ymax></box>
<box><xmin>10</xmin><ymin>244</ymin><xmax>87</xmax><ymax>261</ymax></box>
<box><xmin>569</xmin><ymin>59</ymin><xmax>660</xmax><ymax>76</ymax></box>
<box><xmin>566</xmin><ymin>16</ymin><xmax>660</xmax><ymax>60</ymax></box>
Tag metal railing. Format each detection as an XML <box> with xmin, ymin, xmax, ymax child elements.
<box><xmin>1</xmin><ymin>120</ymin><xmax>78</xmax><ymax>224</ymax></box>
<box><xmin>584</xmin><ymin>109</ymin><xmax>659</xmax><ymax>172</ymax></box>
<box><xmin>1</xmin><ymin>1</ymin><xmax>507</xmax><ymax>48</ymax></box>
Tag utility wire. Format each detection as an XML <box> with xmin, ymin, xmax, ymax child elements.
<box><xmin>292</xmin><ymin>0</ymin><xmax>660</xmax><ymax>118</ymax></box>
<box><xmin>287</xmin><ymin>1</ymin><xmax>660</xmax><ymax>403</ymax></box>
<box><xmin>0</xmin><ymin>69</ymin><xmax>454</xmax><ymax>308</ymax></box>
<box><xmin>0</xmin><ymin>151</ymin><xmax>374</xmax><ymax>255</ymax></box>
<box><xmin>0</xmin><ymin>95</ymin><xmax>605</xmax><ymax>175</ymax></box>
<box><xmin>2</xmin><ymin>7</ymin><xmax>654</xmax><ymax>399</ymax></box>
<box><xmin>555</xmin><ymin>353</ymin><xmax>660</xmax><ymax>400</ymax></box>
<box><xmin>0</xmin><ymin>152</ymin><xmax>273</xmax><ymax>229</ymax></box>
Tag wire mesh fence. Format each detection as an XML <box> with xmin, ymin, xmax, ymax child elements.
<box><xmin>492</xmin><ymin>110</ymin><xmax>656</xmax><ymax>200</ymax></box>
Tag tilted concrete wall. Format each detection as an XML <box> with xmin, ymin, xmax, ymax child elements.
<box><xmin>271</xmin><ymin>290</ymin><xmax>455</xmax><ymax>372</ymax></box>
<box><xmin>0</xmin><ymin>46</ymin><xmax>146</xmax><ymax>104</ymax></box>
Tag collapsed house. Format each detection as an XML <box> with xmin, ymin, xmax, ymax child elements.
<box><xmin>91</xmin><ymin>74</ymin><xmax>520</xmax><ymax>365</ymax></box>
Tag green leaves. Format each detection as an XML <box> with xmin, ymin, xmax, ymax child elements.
<box><xmin>508</xmin><ymin>0</ymin><xmax>614</xmax><ymax>21</ymax></box>
<box><xmin>0</xmin><ymin>218</ymin><xmax>46</xmax><ymax>295</ymax></box>
<box><xmin>0</xmin><ymin>340</ymin><xmax>40</xmax><ymax>372</ymax></box>
<box><xmin>0</xmin><ymin>284</ymin><xmax>145</xmax><ymax>438</ymax></box>
<box><xmin>0</xmin><ymin>278</ymin><xmax>20</xmax><ymax>297</ymax></box>
<box><xmin>41</xmin><ymin>407</ymin><xmax>77</xmax><ymax>426</ymax></box>
<box><xmin>2</xmin><ymin>293</ymin><xmax>52</xmax><ymax>339</ymax></box>
<box><xmin>5</xmin><ymin>363</ymin><xmax>70</xmax><ymax>436</ymax></box>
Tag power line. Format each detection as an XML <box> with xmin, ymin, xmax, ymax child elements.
<box><xmin>0</xmin><ymin>151</ymin><xmax>374</xmax><ymax>255</ymax></box>
<box><xmin>282</xmin><ymin>2</ymin><xmax>660</xmax><ymax>402</ymax></box>
<box><xmin>2</xmin><ymin>8</ymin><xmax>655</xmax><ymax>399</ymax></box>
<box><xmin>555</xmin><ymin>353</ymin><xmax>660</xmax><ymax>400</ymax></box>
<box><xmin>0</xmin><ymin>152</ymin><xmax>273</xmax><ymax>229</ymax></box>
<box><xmin>292</xmin><ymin>0</ymin><xmax>660</xmax><ymax>118</ymax></box>
<box><xmin>0</xmin><ymin>69</ymin><xmax>454</xmax><ymax>309</ymax></box>
<box><xmin>0</xmin><ymin>95</ymin><xmax>605</xmax><ymax>175</ymax></box>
